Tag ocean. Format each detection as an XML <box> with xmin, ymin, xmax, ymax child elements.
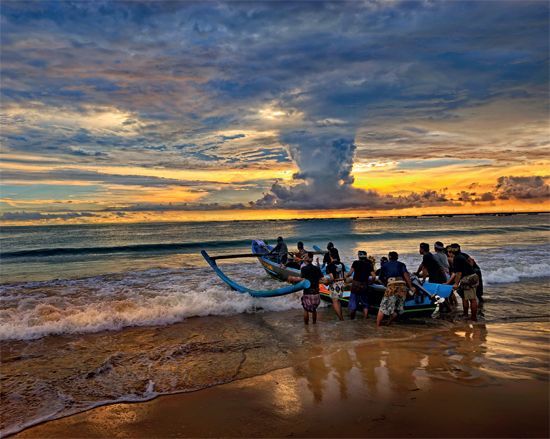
<box><xmin>1</xmin><ymin>214</ymin><xmax>549</xmax><ymax>435</ymax></box>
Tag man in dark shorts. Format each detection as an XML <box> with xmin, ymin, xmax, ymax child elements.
<box><xmin>416</xmin><ymin>242</ymin><xmax>447</xmax><ymax>284</ymax></box>
<box><xmin>447</xmin><ymin>243</ymin><xmax>479</xmax><ymax>321</ymax></box>
<box><xmin>345</xmin><ymin>250</ymin><xmax>375</xmax><ymax>319</ymax></box>
<box><xmin>288</xmin><ymin>252</ymin><xmax>327</xmax><ymax>324</ymax></box>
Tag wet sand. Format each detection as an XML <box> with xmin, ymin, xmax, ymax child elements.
<box><xmin>14</xmin><ymin>321</ymin><xmax>549</xmax><ymax>438</ymax></box>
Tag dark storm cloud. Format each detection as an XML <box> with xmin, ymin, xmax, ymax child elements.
<box><xmin>0</xmin><ymin>168</ymin><xmax>221</xmax><ymax>188</ymax></box>
<box><xmin>2</xmin><ymin>1</ymin><xmax>547</xmax><ymax>147</ymax></box>
<box><xmin>494</xmin><ymin>176</ymin><xmax>550</xmax><ymax>200</ymax></box>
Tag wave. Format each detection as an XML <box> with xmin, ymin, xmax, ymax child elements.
<box><xmin>0</xmin><ymin>266</ymin><xmax>305</xmax><ymax>341</ymax></box>
<box><xmin>0</xmin><ymin>238</ymin><xmax>256</xmax><ymax>259</ymax></box>
<box><xmin>1</xmin><ymin>255</ymin><xmax>549</xmax><ymax>341</ymax></box>
<box><xmin>2</xmin><ymin>225</ymin><xmax>548</xmax><ymax>259</ymax></box>
<box><xmin>483</xmin><ymin>262</ymin><xmax>550</xmax><ymax>284</ymax></box>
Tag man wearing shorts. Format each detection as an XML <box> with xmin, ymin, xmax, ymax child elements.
<box><xmin>288</xmin><ymin>252</ymin><xmax>327</xmax><ymax>324</ymax></box>
<box><xmin>325</xmin><ymin>249</ymin><xmax>345</xmax><ymax>321</ymax></box>
<box><xmin>376</xmin><ymin>251</ymin><xmax>416</xmax><ymax>327</ymax></box>
<box><xmin>345</xmin><ymin>250</ymin><xmax>375</xmax><ymax>319</ymax></box>
<box><xmin>448</xmin><ymin>243</ymin><xmax>479</xmax><ymax>321</ymax></box>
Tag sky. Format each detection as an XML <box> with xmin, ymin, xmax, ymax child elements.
<box><xmin>1</xmin><ymin>0</ymin><xmax>549</xmax><ymax>224</ymax></box>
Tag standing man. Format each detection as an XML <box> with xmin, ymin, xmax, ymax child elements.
<box><xmin>377</xmin><ymin>251</ymin><xmax>416</xmax><ymax>327</ymax></box>
<box><xmin>416</xmin><ymin>242</ymin><xmax>447</xmax><ymax>284</ymax></box>
<box><xmin>269</xmin><ymin>236</ymin><xmax>288</xmax><ymax>265</ymax></box>
<box><xmin>433</xmin><ymin>241</ymin><xmax>450</xmax><ymax>280</ymax></box>
<box><xmin>345</xmin><ymin>250</ymin><xmax>375</xmax><ymax>320</ymax></box>
<box><xmin>447</xmin><ymin>243</ymin><xmax>479</xmax><ymax>321</ymax></box>
<box><xmin>322</xmin><ymin>242</ymin><xmax>340</xmax><ymax>267</ymax></box>
<box><xmin>325</xmin><ymin>249</ymin><xmax>346</xmax><ymax>321</ymax></box>
<box><xmin>288</xmin><ymin>252</ymin><xmax>327</xmax><ymax>324</ymax></box>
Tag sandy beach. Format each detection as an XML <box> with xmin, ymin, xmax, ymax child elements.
<box><xmin>13</xmin><ymin>320</ymin><xmax>549</xmax><ymax>438</ymax></box>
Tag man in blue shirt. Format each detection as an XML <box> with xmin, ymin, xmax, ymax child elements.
<box><xmin>377</xmin><ymin>251</ymin><xmax>416</xmax><ymax>327</ymax></box>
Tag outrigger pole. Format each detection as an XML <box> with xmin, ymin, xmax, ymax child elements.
<box><xmin>201</xmin><ymin>250</ymin><xmax>310</xmax><ymax>298</ymax></box>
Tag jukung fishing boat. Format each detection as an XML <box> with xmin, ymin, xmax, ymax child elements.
<box><xmin>251</xmin><ymin>240</ymin><xmax>451</xmax><ymax>316</ymax></box>
<box><xmin>202</xmin><ymin>240</ymin><xmax>452</xmax><ymax>316</ymax></box>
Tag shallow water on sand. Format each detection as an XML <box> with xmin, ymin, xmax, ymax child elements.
<box><xmin>2</xmin><ymin>311</ymin><xmax>549</xmax><ymax>436</ymax></box>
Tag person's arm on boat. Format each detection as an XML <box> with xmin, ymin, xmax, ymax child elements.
<box><xmin>287</xmin><ymin>275</ymin><xmax>302</xmax><ymax>283</ymax></box>
<box><xmin>403</xmin><ymin>271</ymin><xmax>417</xmax><ymax>293</ymax></box>
<box><xmin>446</xmin><ymin>273</ymin><xmax>456</xmax><ymax>285</ymax></box>
<box><xmin>344</xmin><ymin>266</ymin><xmax>354</xmax><ymax>282</ymax></box>
<box><xmin>368</xmin><ymin>269</ymin><xmax>376</xmax><ymax>285</ymax></box>
<box><xmin>452</xmin><ymin>272</ymin><xmax>462</xmax><ymax>290</ymax></box>
<box><xmin>269</xmin><ymin>243</ymin><xmax>280</xmax><ymax>255</ymax></box>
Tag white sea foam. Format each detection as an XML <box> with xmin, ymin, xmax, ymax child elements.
<box><xmin>1</xmin><ymin>251</ymin><xmax>548</xmax><ymax>341</ymax></box>
<box><xmin>0</xmin><ymin>265</ymin><xmax>303</xmax><ymax>341</ymax></box>
<box><xmin>483</xmin><ymin>263</ymin><xmax>550</xmax><ymax>284</ymax></box>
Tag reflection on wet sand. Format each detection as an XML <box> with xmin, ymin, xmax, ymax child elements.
<box><xmin>13</xmin><ymin>322</ymin><xmax>549</xmax><ymax>438</ymax></box>
<box><xmin>291</xmin><ymin>322</ymin><xmax>547</xmax><ymax>408</ymax></box>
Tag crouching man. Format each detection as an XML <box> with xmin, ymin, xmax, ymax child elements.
<box><xmin>447</xmin><ymin>243</ymin><xmax>479</xmax><ymax>321</ymax></box>
<box><xmin>377</xmin><ymin>251</ymin><xmax>416</xmax><ymax>327</ymax></box>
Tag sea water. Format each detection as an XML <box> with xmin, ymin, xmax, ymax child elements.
<box><xmin>1</xmin><ymin>214</ymin><xmax>549</xmax><ymax>435</ymax></box>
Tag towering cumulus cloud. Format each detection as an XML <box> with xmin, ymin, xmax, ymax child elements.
<box><xmin>253</xmin><ymin>130</ymin><xmax>449</xmax><ymax>210</ymax></box>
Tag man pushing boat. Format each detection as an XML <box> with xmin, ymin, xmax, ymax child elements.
<box><xmin>288</xmin><ymin>252</ymin><xmax>329</xmax><ymax>324</ymax></box>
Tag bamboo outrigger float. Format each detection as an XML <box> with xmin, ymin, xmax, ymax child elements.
<box><xmin>200</xmin><ymin>250</ymin><xmax>310</xmax><ymax>297</ymax></box>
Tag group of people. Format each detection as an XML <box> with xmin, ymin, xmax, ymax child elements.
<box><xmin>273</xmin><ymin>237</ymin><xmax>483</xmax><ymax>326</ymax></box>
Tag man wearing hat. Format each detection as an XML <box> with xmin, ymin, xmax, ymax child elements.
<box><xmin>345</xmin><ymin>250</ymin><xmax>375</xmax><ymax>319</ymax></box>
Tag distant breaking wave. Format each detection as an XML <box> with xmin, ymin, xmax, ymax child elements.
<box><xmin>2</xmin><ymin>225</ymin><xmax>548</xmax><ymax>259</ymax></box>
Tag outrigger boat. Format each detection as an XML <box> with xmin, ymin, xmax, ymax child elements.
<box><xmin>202</xmin><ymin>240</ymin><xmax>453</xmax><ymax>316</ymax></box>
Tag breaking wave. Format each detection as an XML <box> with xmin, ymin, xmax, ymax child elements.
<box><xmin>0</xmin><ymin>265</ymin><xmax>304</xmax><ymax>341</ymax></box>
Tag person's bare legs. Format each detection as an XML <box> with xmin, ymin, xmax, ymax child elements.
<box><xmin>463</xmin><ymin>299</ymin><xmax>470</xmax><ymax>318</ymax></box>
<box><xmin>312</xmin><ymin>310</ymin><xmax>317</xmax><ymax>324</ymax></box>
<box><xmin>303</xmin><ymin>310</ymin><xmax>309</xmax><ymax>324</ymax></box>
<box><xmin>450</xmin><ymin>292</ymin><xmax>458</xmax><ymax>307</ymax></box>
<box><xmin>362</xmin><ymin>307</ymin><xmax>369</xmax><ymax>319</ymax></box>
<box><xmin>332</xmin><ymin>299</ymin><xmax>344</xmax><ymax>321</ymax></box>
<box><xmin>470</xmin><ymin>299</ymin><xmax>478</xmax><ymax>321</ymax></box>
<box><xmin>376</xmin><ymin>310</ymin><xmax>385</xmax><ymax>327</ymax></box>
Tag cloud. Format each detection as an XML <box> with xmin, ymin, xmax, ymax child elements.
<box><xmin>103</xmin><ymin>202</ymin><xmax>246</xmax><ymax>212</ymax></box>
<box><xmin>0</xmin><ymin>211</ymin><xmax>98</xmax><ymax>221</ymax></box>
<box><xmin>252</xmin><ymin>131</ymin><xmax>452</xmax><ymax>210</ymax></box>
<box><xmin>0</xmin><ymin>168</ymin><xmax>221</xmax><ymax>188</ymax></box>
<box><xmin>494</xmin><ymin>176</ymin><xmax>549</xmax><ymax>200</ymax></box>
